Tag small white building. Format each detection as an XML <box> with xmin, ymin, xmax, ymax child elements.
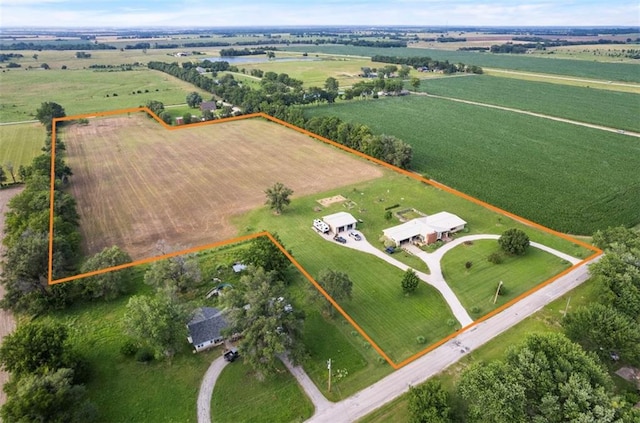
<box><xmin>322</xmin><ymin>212</ymin><xmax>357</xmax><ymax>234</ymax></box>
<box><xmin>383</xmin><ymin>211</ymin><xmax>466</xmax><ymax>246</ymax></box>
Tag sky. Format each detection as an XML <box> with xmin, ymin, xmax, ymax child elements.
<box><xmin>0</xmin><ymin>0</ymin><xmax>638</xmax><ymax>28</ymax></box>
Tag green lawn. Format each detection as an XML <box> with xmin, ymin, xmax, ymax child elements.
<box><xmin>304</xmin><ymin>97</ymin><xmax>640</xmax><ymax>234</ymax></box>
<box><xmin>0</xmin><ymin>123</ymin><xmax>44</xmax><ymax>175</ymax></box>
<box><xmin>441</xmin><ymin>240</ymin><xmax>572</xmax><ymax>319</ymax></box>
<box><xmin>415</xmin><ymin>74</ymin><xmax>640</xmax><ymax>132</ymax></box>
<box><xmin>211</xmin><ymin>359</ymin><xmax>314</xmax><ymax>423</ymax></box>
<box><xmin>357</xmin><ymin>277</ymin><xmax>630</xmax><ymax>423</ymax></box>
<box><xmin>0</xmin><ymin>68</ymin><xmax>211</xmax><ymax>122</ymax></box>
<box><xmin>281</xmin><ymin>45</ymin><xmax>640</xmax><ymax>83</ymax></box>
<box><xmin>234</xmin><ymin>171</ymin><xmax>589</xmax><ymax>363</ymax></box>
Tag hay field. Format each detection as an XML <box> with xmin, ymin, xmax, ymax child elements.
<box><xmin>61</xmin><ymin>115</ymin><xmax>383</xmax><ymax>259</ymax></box>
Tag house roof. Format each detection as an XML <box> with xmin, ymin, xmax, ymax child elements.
<box><xmin>200</xmin><ymin>101</ymin><xmax>217</xmax><ymax>111</ymax></box>
<box><xmin>322</xmin><ymin>212</ymin><xmax>357</xmax><ymax>229</ymax></box>
<box><xmin>383</xmin><ymin>217</ymin><xmax>429</xmax><ymax>243</ymax></box>
<box><xmin>383</xmin><ymin>212</ymin><xmax>466</xmax><ymax>242</ymax></box>
<box><xmin>187</xmin><ymin>307</ymin><xmax>227</xmax><ymax>346</ymax></box>
<box><xmin>425</xmin><ymin>212</ymin><xmax>467</xmax><ymax>232</ymax></box>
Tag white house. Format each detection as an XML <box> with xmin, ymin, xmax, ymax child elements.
<box><xmin>323</xmin><ymin>212</ymin><xmax>357</xmax><ymax>234</ymax></box>
<box><xmin>383</xmin><ymin>211</ymin><xmax>466</xmax><ymax>247</ymax></box>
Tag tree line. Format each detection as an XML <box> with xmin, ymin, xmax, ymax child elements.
<box><xmin>371</xmin><ymin>55</ymin><xmax>483</xmax><ymax>74</ymax></box>
<box><xmin>219</xmin><ymin>47</ymin><xmax>276</xmax><ymax>57</ymax></box>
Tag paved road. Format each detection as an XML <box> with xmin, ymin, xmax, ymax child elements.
<box><xmin>306</xmin><ymin>255</ymin><xmax>598</xmax><ymax>422</ymax></box>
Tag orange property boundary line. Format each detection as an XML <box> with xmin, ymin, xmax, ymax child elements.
<box><xmin>48</xmin><ymin>108</ymin><xmax>602</xmax><ymax>369</ymax></box>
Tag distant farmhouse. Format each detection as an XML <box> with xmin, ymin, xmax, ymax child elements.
<box><xmin>200</xmin><ymin>101</ymin><xmax>217</xmax><ymax>112</ymax></box>
<box><xmin>383</xmin><ymin>211</ymin><xmax>466</xmax><ymax>247</ymax></box>
<box><xmin>187</xmin><ymin>307</ymin><xmax>228</xmax><ymax>352</ymax></box>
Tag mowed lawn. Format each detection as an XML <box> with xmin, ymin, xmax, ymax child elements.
<box><xmin>235</xmin><ymin>173</ymin><xmax>588</xmax><ymax>363</ymax></box>
<box><xmin>0</xmin><ymin>68</ymin><xmax>210</xmax><ymax>122</ymax></box>
<box><xmin>441</xmin><ymin>240</ymin><xmax>572</xmax><ymax>319</ymax></box>
<box><xmin>304</xmin><ymin>96</ymin><xmax>640</xmax><ymax>235</ymax></box>
<box><xmin>60</xmin><ymin>114</ymin><xmax>383</xmax><ymax>261</ymax></box>
<box><xmin>416</xmin><ymin>74</ymin><xmax>640</xmax><ymax>132</ymax></box>
<box><xmin>211</xmin><ymin>359</ymin><xmax>313</xmax><ymax>423</ymax></box>
<box><xmin>0</xmin><ymin>123</ymin><xmax>44</xmax><ymax>173</ymax></box>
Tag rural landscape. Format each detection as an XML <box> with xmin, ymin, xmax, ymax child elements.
<box><xmin>1</xmin><ymin>2</ymin><xmax>639</xmax><ymax>421</ymax></box>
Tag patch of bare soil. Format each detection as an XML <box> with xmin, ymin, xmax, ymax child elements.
<box><xmin>62</xmin><ymin>115</ymin><xmax>383</xmax><ymax>261</ymax></box>
<box><xmin>0</xmin><ymin>186</ymin><xmax>22</xmax><ymax>405</ymax></box>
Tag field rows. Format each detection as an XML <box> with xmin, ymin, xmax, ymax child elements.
<box><xmin>416</xmin><ymin>74</ymin><xmax>640</xmax><ymax>132</ymax></box>
<box><xmin>0</xmin><ymin>123</ymin><xmax>44</xmax><ymax>173</ymax></box>
<box><xmin>305</xmin><ymin>96</ymin><xmax>640</xmax><ymax>234</ymax></box>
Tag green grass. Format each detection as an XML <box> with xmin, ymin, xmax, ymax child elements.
<box><xmin>0</xmin><ymin>123</ymin><xmax>44</xmax><ymax>174</ymax></box>
<box><xmin>0</xmin><ymin>68</ymin><xmax>211</xmax><ymax>122</ymax></box>
<box><xmin>47</xmin><ymin>272</ymin><xmax>214</xmax><ymax>423</ymax></box>
<box><xmin>358</xmin><ymin>276</ymin><xmax>636</xmax><ymax>423</ymax></box>
<box><xmin>211</xmin><ymin>359</ymin><xmax>314</xmax><ymax>423</ymax></box>
<box><xmin>416</xmin><ymin>74</ymin><xmax>640</xmax><ymax>132</ymax></box>
<box><xmin>441</xmin><ymin>240</ymin><xmax>572</xmax><ymax>318</ymax></box>
<box><xmin>304</xmin><ymin>97</ymin><xmax>640</xmax><ymax>234</ymax></box>
<box><xmin>234</xmin><ymin>172</ymin><xmax>589</xmax><ymax>362</ymax></box>
<box><xmin>281</xmin><ymin>45</ymin><xmax>640</xmax><ymax>83</ymax></box>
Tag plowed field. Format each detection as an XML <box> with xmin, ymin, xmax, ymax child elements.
<box><xmin>62</xmin><ymin>115</ymin><xmax>382</xmax><ymax>259</ymax></box>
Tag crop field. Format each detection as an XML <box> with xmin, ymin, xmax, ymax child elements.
<box><xmin>281</xmin><ymin>45</ymin><xmax>640</xmax><ymax>83</ymax></box>
<box><xmin>0</xmin><ymin>68</ymin><xmax>211</xmax><ymax>122</ymax></box>
<box><xmin>238</xmin><ymin>55</ymin><xmax>374</xmax><ymax>87</ymax></box>
<box><xmin>305</xmin><ymin>96</ymin><xmax>640</xmax><ymax>234</ymax></box>
<box><xmin>60</xmin><ymin>114</ymin><xmax>383</xmax><ymax>261</ymax></box>
<box><xmin>0</xmin><ymin>123</ymin><xmax>44</xmax><ymax>172</ymax></box>
<box><xmin>416</xmin><ymin>74</ymin><xmax>640</xmax><ymax>132</ymax></box>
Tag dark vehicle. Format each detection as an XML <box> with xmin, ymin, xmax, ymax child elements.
<box><xmin>223</xmin><ymin>348</ymin><xmax>239</xmax><ymax>362</ymax></box>
<box><xmin>349</xmin><ymin>231</ymin><xmax>362</xmax><ymax>241</ymax></box>
<box><xmin>333</xmin><ymin>235</ymin><xmax>347</xmax><ymax>244</ymax></box>
<box><xmin>385</xmin><ymin>246</ymin><xmax>395</xmax><ymax>254</ymax></box>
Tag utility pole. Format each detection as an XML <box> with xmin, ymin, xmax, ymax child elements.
<box><xmin>493</xmin><ymin>281</ymin><xmax>503</xmax><ymax>304</ymax></box>
<box><xmin>327</xmin><ymin>359</ymin><xmax>332</xmax><ymax>392</ymax></box>
<box><xmin>563</xmin><ymin>296</ymin><xmax>571</xmax><ymax>318</ymax></box>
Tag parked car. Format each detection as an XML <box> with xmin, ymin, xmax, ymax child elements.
<box><xmin>223</xmin><ymin>348</ymin><xmax>239</xmax><ymax>362</ymax></box>
<box><xmin>333</xmin><ymin>235</ymin><xmax>347</xmax><ymax>244</ymax></box>
<box><xmin>385</xmin><ymin>246</ymin><xmax>395</xmax><ymax>254</ymax></box>
<box><xmin>349</xmin><ymin>231</ymin><xmax>362</xmax><ymax>241</ymax></box>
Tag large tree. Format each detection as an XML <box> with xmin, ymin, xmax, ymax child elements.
<box><xmin>186</xmin><ymin>91</ymin><xmax>203</xmax><ymax>108</ymax></box>
<box><xmin>79</xmin><ymin>245</ymin><xmax>133</xmax><ymax>300</ymax></box>
<box><xmin>316</xmin><ymin>269</ymin><xmax>353</xmax><ymax>316</ymax></box>
<box><xmin>408</xmin><ymin>380</ymin><xmax>451</xmax><ymax>423</ymax></box>
<box><xmin>0</xmin><ymin>321</ymin><xmax>77</xmax><ymax>377</ymax></box>
<box><xmin>241</xmin><ymin>234</ymin><xmax>291</xmax><ymax>281</ymax></box>
<box><xmin>498</xmin><ymin>228</ymin><xmax>530</xmax><ymax>255</ymax></box>
<box><xmin>1</xmin><ymin>368</ymin><xmax>96</xmax><ymax>423</ymax></box>
<box><xmin>264</xmin><ymin>182</ymin><xmax>293</xmax><ymax>214</ymax></box>
<box><xmin>123</xmin><ymin>290</ymin><xmax>188</xmax><ymax>359</ymax></box>
<box><xmin>564</xmin><ymin>303</ymin><xmax>640</xmax><ymax>366</ymax></box>
<box><xmin>222</xmin><ymin>266</ymin><xmax>304</xmax><ymax>377</ymax></box>
<box><xmin>143</xmin><ymin>254</ymin><xmax>202</xmax><ymax>293</ymax></box>
<box><xmin>459</xmin><ymin>332</ymin><xmax>621</xmax><ymax>423</ymax></box>
<box><xmin>35</xmin><ymin>101</ymin><xmax>66</xmax><ymax>131</ymax></box>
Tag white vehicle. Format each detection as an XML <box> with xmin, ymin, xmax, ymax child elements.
<box><xmin>313</xmin><ymin>219</ymin><xmax>330</xmax><ymax>234</ymax></box>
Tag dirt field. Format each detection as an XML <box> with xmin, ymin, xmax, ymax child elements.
<box><xmin>0</xmin><ymin>186</ymin><xmax>22</xmax><ymax>406</ymax></box>
<box><xmin>61</xmin><ymin>115</ymin><xmax>383</xmax><ymax>261</ymax></box>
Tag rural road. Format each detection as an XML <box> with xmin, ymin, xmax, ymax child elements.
<box><xmin>306</xmin><ymin>255</ymin><xmax>597</xmax><ymax>422</ymax></box>
<box><xmin>0</xmin><ymin>187</ymin><xmax>22</xmax><ymax>406</ymax></box>
<box><xmin>420</xmin><ymin>92</ymin><xmax>640</xmax><ymax>138</ymax></box>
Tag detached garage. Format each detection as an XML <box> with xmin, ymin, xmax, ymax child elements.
<box><xmin>323</xmin><ymin>212</ymin><xmax>357</xmax><ymax>234</ymax></box>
